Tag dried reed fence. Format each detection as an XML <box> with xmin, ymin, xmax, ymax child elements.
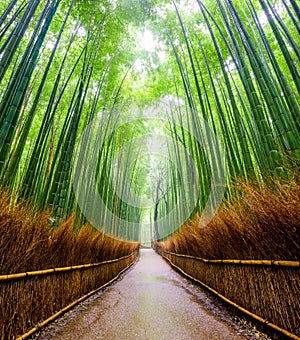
<box><xmin>155</xmin><ymin>246</ymin><xmax>300</xmax><ymax>339</ymax></box>
<box><xmin>0</xmin><ymin>193</ymin><xmax>140</xmax><ymax>339</ymax></box>
<box><xmin>0</xmin><ymin>250</ymin><xmax>138</xmax><ymax>339</ymax></box>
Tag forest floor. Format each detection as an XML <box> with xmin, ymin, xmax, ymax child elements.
<box><xmin>34</xmin><ymin>249</ymin><xmax>275</xmax><ymax>340</ymax></box>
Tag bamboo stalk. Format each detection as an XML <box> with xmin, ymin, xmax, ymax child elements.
<box><xmin>159</xmin><ymin>248</ymin><xmax>299</xmax><ymax>267</ymax></box>
<box><xmin>16</xmin><ymin>257</ymin><xmax>137</xmax><ymax>340</ymax></box>
<box><xmin>161</xmin><ymin>252</ymin><xmax>300</xmax><ymax>340</ymax></box>
<box><xmin>0</xmin><ymin>250</ymin><xmax>137</xmax><ymax>281</ymax></box>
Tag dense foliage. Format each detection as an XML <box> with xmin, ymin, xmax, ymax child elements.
<box><xmin>0</xmin><ymin>0</ymin><xmax>299</xmax><ymax>242</ymax></box>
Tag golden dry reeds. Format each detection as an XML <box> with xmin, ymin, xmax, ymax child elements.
<box><xmin>156</xmin><ymin>179</ymin><xmax>300</xmax><ymax>337</ymax></box>
<box><xmin>160</xmin><ymin>179</ymin><xmax>300</xmax><ymax>260</ymax></box>
<box><xmin>0</xmin><ymin>192</ymin><xmax>139</xmax><ymax>339</ymax></box>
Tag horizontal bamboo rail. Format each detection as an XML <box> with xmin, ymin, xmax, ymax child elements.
<box><xmin>16</xmin><ymin>257</ymin><xmax>137</xmax><ymax>340</ymax></box>
<box><xmin>159</xmin><ymin>248</ymin><xmax>300</xmax><ymax>340</ymax></box>
<box><xmin>0</xmin><ymin>251</ymin><xmax>137</xmax><ymax>281</ymax></box>
<box><xmin>161</xmin><ymin>249</ymin><xmax>300</xmax><ymax>267</ymax></box>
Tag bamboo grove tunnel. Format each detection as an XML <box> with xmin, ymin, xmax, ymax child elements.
<box><xmin>0</xmin><ymin>0</ymin><xmax>299</xmax><ymax>339</ymax></box>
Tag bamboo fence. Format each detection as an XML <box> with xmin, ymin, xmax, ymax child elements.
<box><xmin>155</xmin><ymin>246</ymin><xmax>300</xmax><ymax>339</ymax></box>
<box><xmin>0</xmin><ymin>250</ymin><xmax>139</xmax><ymax>339</ymax></box>
<box><xmin>0</xmin><ymin>252</ymin><xmax>138</xmax><ymax>281</ymax></box>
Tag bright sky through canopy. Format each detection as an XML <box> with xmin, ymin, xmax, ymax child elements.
<box><xmin>134</xmin><ymin>28</ymin><xmax>166</xmax><ymax>73</ymax></box>
<box><xmin>137</xmin><ymin>29</ymin><xmax>157</xmax><ymax>52</ymax></box>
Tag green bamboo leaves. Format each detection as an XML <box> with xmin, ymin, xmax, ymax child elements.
<box><xmin>0</xmin><ymin>0</ymin><xmax>299</xmax><ymax>242</ymax></box>
<box><xmin>166</xmin><ymin>0</ymin><xmax>299</xmax><ymax>178</ymax></box>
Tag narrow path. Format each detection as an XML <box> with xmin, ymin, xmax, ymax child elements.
<box><xmin>38</xmin><ymin>249</ymin><xmax>246</xmax><ymax>339</ymax></box>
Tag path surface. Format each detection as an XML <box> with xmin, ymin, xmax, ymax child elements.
<box><xmin>38</xmin><ymin>249</ymin><xmax>246</xmax><ymax>339</ymax></box>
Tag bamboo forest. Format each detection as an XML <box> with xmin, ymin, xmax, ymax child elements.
<box><xmin>0</xmin><ymin>0</ymin><xmax>299</xmax><ymax>339</ymax></box>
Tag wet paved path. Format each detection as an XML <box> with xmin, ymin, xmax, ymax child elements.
<box><xmin>39</xmin><ymin>249</ymin><xmax>245</xmax><ymax>339</ymax></box>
